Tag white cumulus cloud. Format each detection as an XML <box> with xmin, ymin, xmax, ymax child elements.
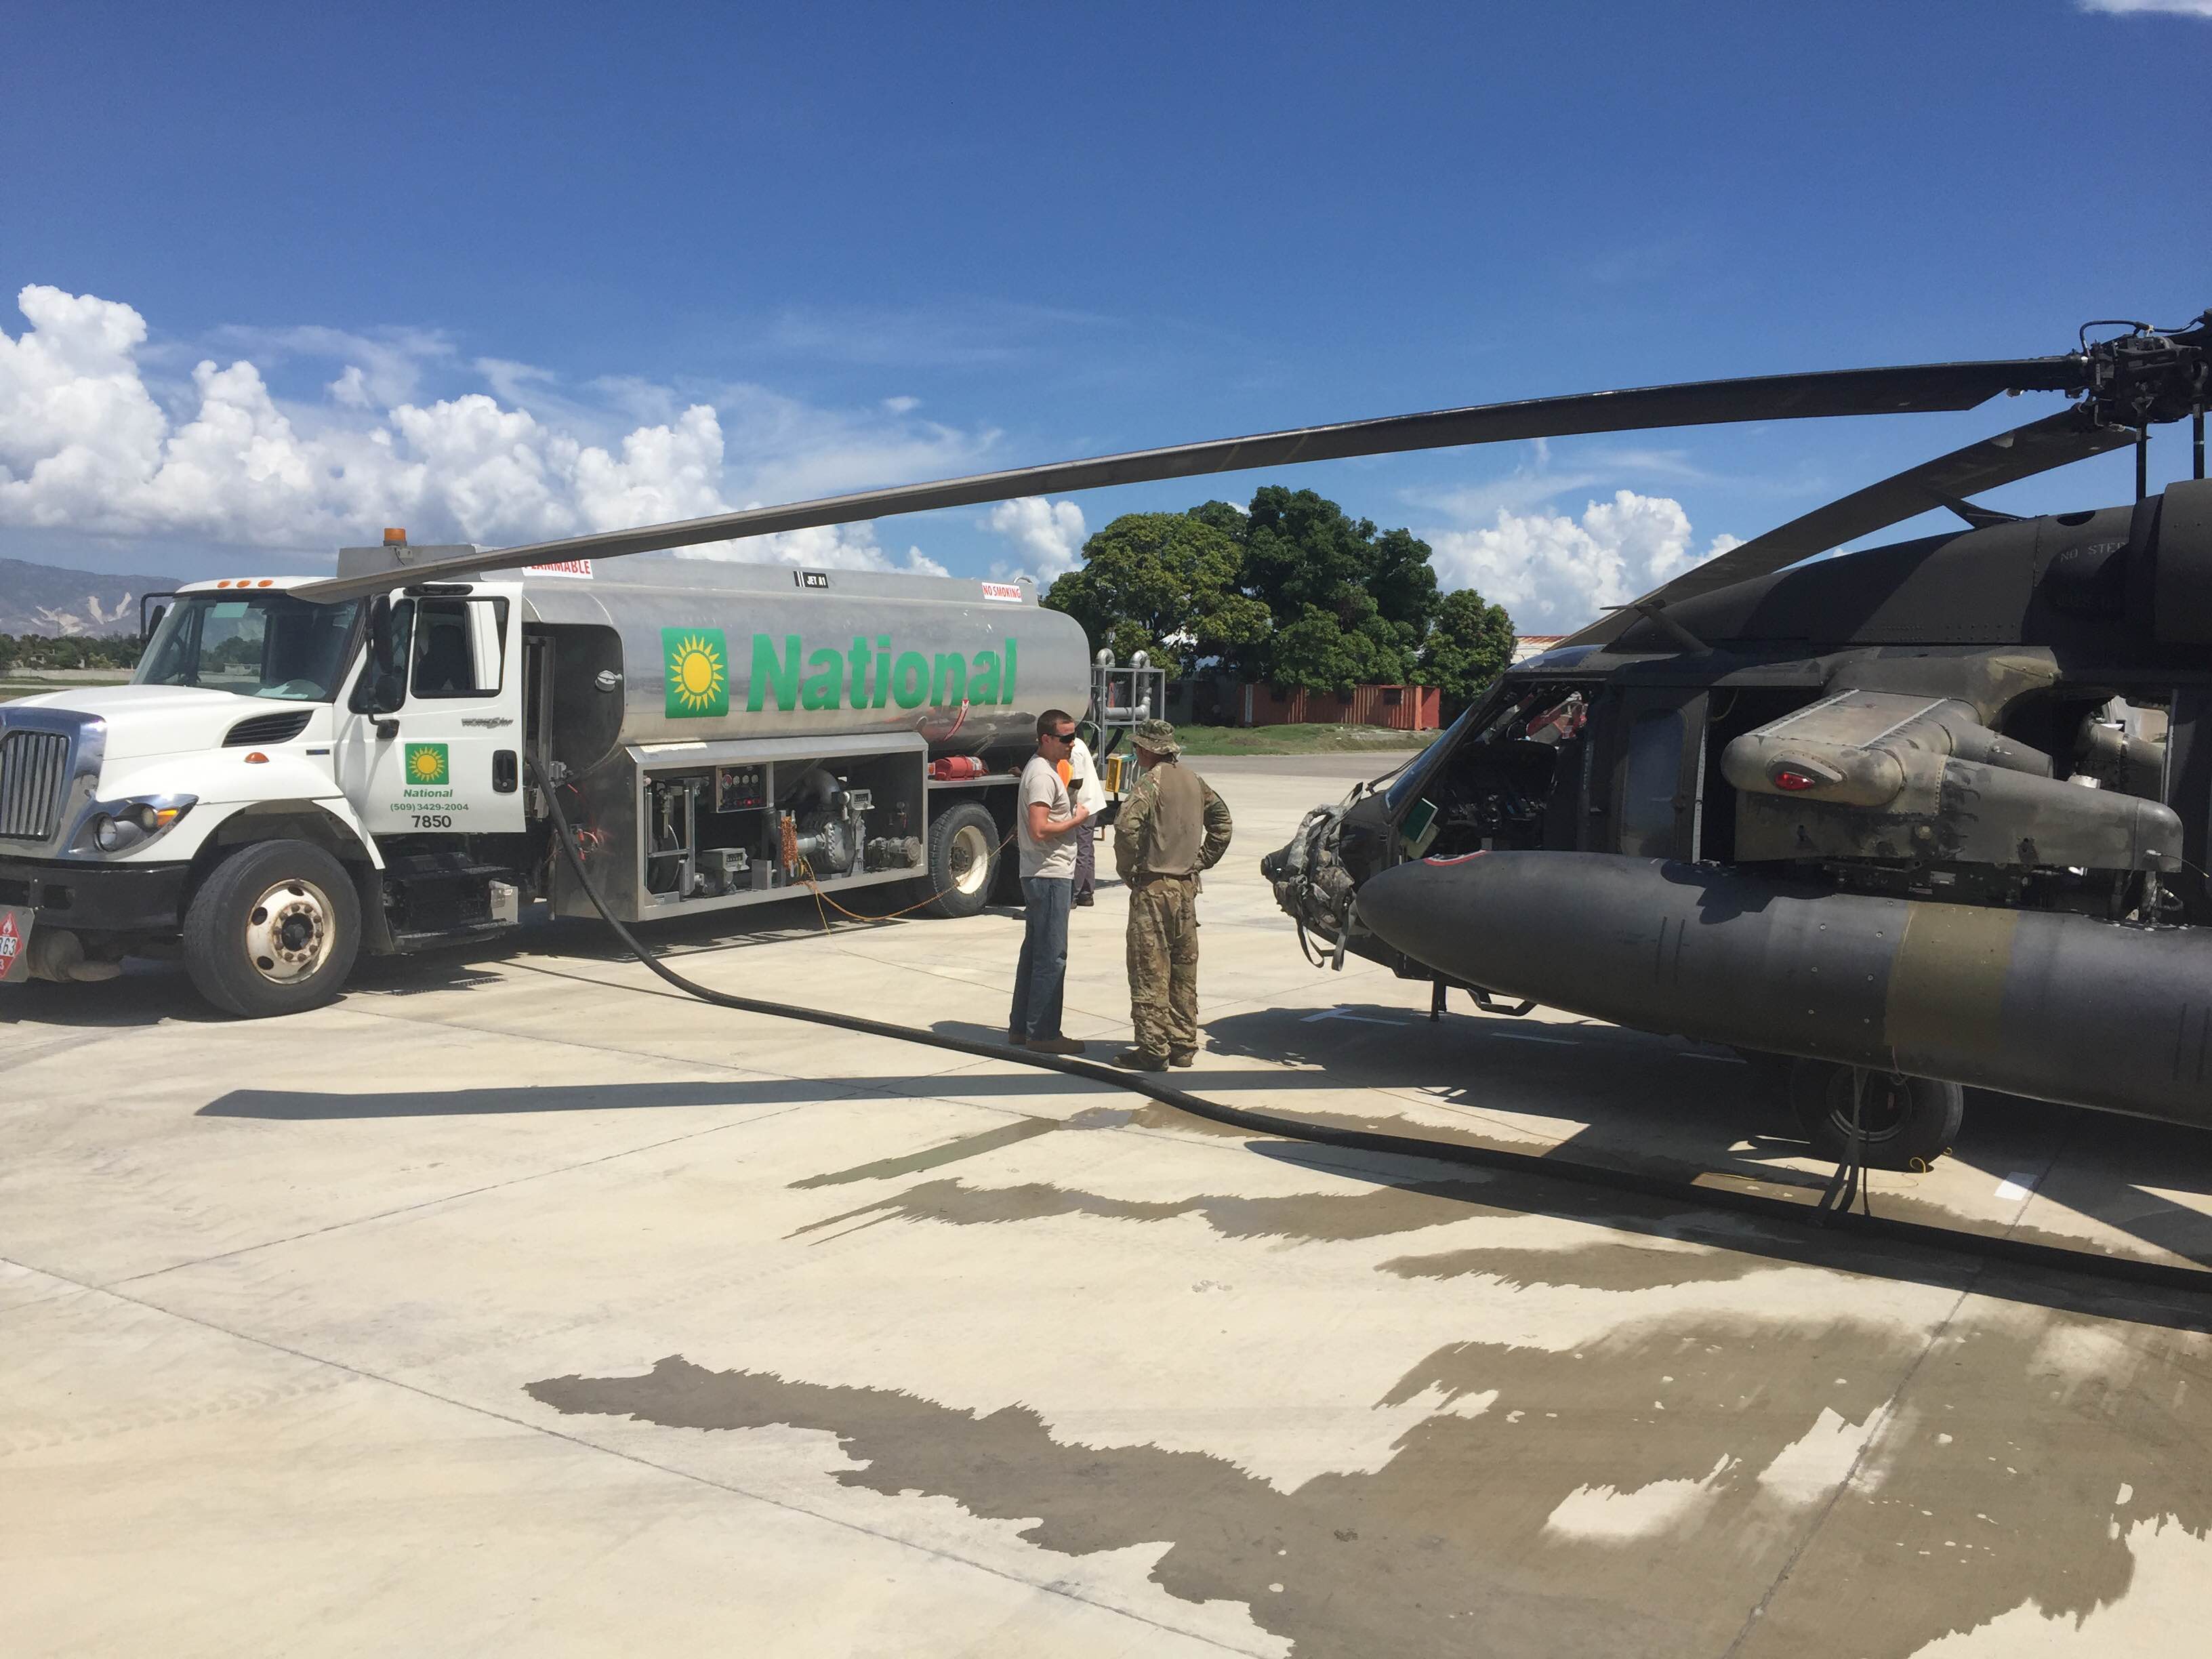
<box><xmin>0</xmin><ymin>284</ymin><xmax>983</xmax><ymax>576</ymax></box>
<box><xmin>986</xmin><ymin>495</ymin><xmax>1087</xmax><ymax>586</ymax></box>
<box><xmin>2078</xmin><ymin>1</ymin><xmax>2212</xmax><ymax>16</ymax></box>
<box><xmin>1429</xmin><ymin>489</ymin><xmax>1742</xmax><ymax>630</ymax></box>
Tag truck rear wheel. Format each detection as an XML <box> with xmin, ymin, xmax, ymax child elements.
<box><xmin>923</xmin><ymin>801</ymin><xmax>1000</xmax><ymax>919</ymax></box>
<box><xmin>1790</xmin><ymin>1060</ymin><xmax>1964</xmax><ymax>1170</ymax></box>
<box><xmin>183</xmin><ymin>839</ymin><xmax>362</xmax><ymax>1017</ymax></box>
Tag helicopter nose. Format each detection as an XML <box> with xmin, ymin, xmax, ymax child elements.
<box><xmin>1355</xmin><ymin>853</ymin><xmax>1488</xmax><ymax>971</ymax></box>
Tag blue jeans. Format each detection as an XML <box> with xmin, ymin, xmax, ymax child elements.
<box><xmin>1009</xmin><ymin>875</ymin><xmax>1072</xmax><ymax>1041</ymax></box>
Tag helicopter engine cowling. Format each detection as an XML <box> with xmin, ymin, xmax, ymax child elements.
<box><xmin>1355</xmin><ymin>850</ymin><xmax>2212</xmax><ymax>1129</ymax></box>
<box><xmin>1720</xmin><ymin>689</ymin><xmax>2183</xmax><ymax>872</ymax></box>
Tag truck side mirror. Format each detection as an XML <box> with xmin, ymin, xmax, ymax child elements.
<box><xmin>352</xmin><ymin>596</ymin><xmax>408</xmax><ymax>715</ymax></box>
<box><xmin>367</xmin><ymin>595</ymin><xmax>394</xmax><ymax>669</ymax></box>
<box><xmin>140</xmin><ymin>592</ymin><xmax>177</xmax><ymax>645</ymax></box>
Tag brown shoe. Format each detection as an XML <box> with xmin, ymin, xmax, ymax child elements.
<box><xmin>1169</xmin><ymin>1050</ymin><xmax>1198</xmax><ymax>1068</ymax></box>
<box><xmin>1024</xmin><ymin>1036</ymin><xmax>1086</xmax><ymax>1055</ymax></box>
<box><xmin>1113</xmin><ymin>1048</ymin><xmax>1168</xmax><ymax>1071</ymax></box>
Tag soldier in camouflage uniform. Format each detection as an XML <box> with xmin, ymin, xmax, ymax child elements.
<box><xmin>1111</xmin><ymin>720</ymin><xmax>1233</xmax><ymax>1069</ymax></box>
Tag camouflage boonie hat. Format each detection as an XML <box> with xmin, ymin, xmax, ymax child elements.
<box><xmin>1133</xmin><ymin>718</ymin><xmax>1181</xmax><ymax>754</ymax></box>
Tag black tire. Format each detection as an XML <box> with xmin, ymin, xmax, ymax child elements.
<box><xmin>1790</xmin><ymin>1059</ymin><xmax>1965</xmax><ymax>1170</ymax></box>
<box><xmin>182</xmin><ymin>839</ymin><xmax>362</xmax><ymax>1017</ymax></box>
<box><xmin>922</xmin><ymin>801</ymin><xmax>1001</xmax><ymax>920</ymax></box>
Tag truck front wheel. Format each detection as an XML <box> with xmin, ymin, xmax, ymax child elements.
<box><xmin>183</xmin><ymin>840</ymin><xmax>362</xmax><ymax>1017</ymax></box>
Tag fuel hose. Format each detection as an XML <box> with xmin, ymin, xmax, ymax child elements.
<box><xmin>527</xmin><ymin>758</ymin><xmax>2211</xmax><ymax>1305</ymax></box>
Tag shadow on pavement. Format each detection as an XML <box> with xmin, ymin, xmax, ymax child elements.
<box><xmin>199</xmin><ymin>1070</ymin><xmax>1118</xmax><ymax>1119</ymax></box>
<box><xmin>1203</xmin><ymin>1001</ymin><xmax>2212</xmax><ymax>1275</ymax></box>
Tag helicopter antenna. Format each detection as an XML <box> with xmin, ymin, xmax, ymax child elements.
<box><xmin>2137</xmin><ymin>426</ymin><xmax>2150</xmax><ymax>501</ymax></box>
<box><xmin>2194</xmin><ymin>365</ymin><xmax>2206</xmax><ymax>481</ymax></box>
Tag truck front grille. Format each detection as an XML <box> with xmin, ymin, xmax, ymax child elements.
<box><xmin>0</xmin><ymin>729</ymin><xmax>73</xmax><ymax>841</ymax></box>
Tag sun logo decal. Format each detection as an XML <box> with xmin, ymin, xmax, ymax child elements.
<box><xmin>403</xmin><ymin>743</ymin><xmax>449</xmax><ymax>786</ymax></box>
<box><xmin>662</xmin><ymin>628</ymin><xmax>730</xmax><ymax>718</ymax></box>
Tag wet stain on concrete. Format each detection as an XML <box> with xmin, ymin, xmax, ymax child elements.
<box><xmin>1736</xmin><ymin>1309</ymin><xmax>2212</xmax><ymax>1656</ymax></box>
<box><xmin>792</xmin><ymin>1118</ymin><xmax>1065</xmax><ymax>1188</ymax></box>
<box><xmin>790</xmin><ymin>1172</ymin><xmax>1513</xmax><ymax>1247</ymax></box>
<box><xmin>530</xmin><ymin>1308</ymin><xmax>2212</xmax><ymax>1657</ymax></box>
<box><xmin>787</xmin><ymin>1155</ymin><xmax>2209</xmax><ymax>1334</ymax></box>
<box><xmin>1378</xmin><ymin>1240</ymin><xmax>1754</xmax><ymax>1292</ymax></box>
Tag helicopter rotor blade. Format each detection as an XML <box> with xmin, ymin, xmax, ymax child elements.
<box><xmin>1558</xmin><ymin>409</ymin><xmax>2135</xmax><ymax>649</ymax></box>
<box><xmin>295</xmin><ymin>354</ymin><xmax>2089</xmax><ymax>602</ymax></box>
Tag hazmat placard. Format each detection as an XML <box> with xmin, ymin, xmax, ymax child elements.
<box><xmin>0</xmin><ymin>907</ymin><xmax>31</xmax><ymax>983</ymax></box>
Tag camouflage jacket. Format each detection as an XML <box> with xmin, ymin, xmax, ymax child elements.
<box><xmin>1114</xmin><ymin>760</ymin><xmax>1233</xmax><ymax>880</ymax></box>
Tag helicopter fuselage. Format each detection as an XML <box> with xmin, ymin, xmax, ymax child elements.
<box><xmin>1265</xmin><ymin>480</ymin><xmax>2212</xmax><ymax>1136</ymax></box>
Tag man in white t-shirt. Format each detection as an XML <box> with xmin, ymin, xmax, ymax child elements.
<box><xmin>1064</xmin><ymin>731</ymin><xmax>1107</xmax><ymax>906</ymax></box>
<box><xmin>1008</xmin><ymin>708</ymin><xmax>1091</xmax><ymax>1053</ymax></box>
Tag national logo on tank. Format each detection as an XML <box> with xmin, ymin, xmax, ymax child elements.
<box><xmin>404</xmin><ymin>743</ymin><xmax>450</xmax><ymax>786</ymax></box>
<box><xmin>663</xmin><ymin>628</ymin><xmax>730</xmax><ymax>718</ymax></box>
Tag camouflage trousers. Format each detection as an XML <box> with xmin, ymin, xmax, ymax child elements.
<box><xmin>1126</xmin><ymin>874</ymin><xmax>1199</xmax><ymax>1058</ymax></box>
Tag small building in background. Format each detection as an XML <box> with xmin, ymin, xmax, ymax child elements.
<box><xmin>1512</xmin><ymin>634</ymin><xmax>1565</xmax><ymax>663</ymax></box>
<box><xmin>1160</xmin><ymin>672</ymin><xmax>1442</xmax><ymax>731</ymax></box>
<box><xmin>1235</xmin><ymin>682</ymin><xmax>1441</xmax><ymax>731</ymax></box>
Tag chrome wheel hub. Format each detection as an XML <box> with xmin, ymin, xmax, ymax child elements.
<box><xmin>949</xmin><ymin>823</ymin><xmax>992</xmax><ymax>896</ymax></box>
<box><xmin>244</xmin><ymin>878</ymin><xmax>335</xmax><ymax>984</ymax></box>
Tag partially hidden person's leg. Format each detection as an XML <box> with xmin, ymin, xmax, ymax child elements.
<box><xmin>1125</xmin><ymin>881</ymin><xmax>1171</xmax><ymax>1061</ymax></box>
<box><xmin>1073</xmin><ymin>819</ymin><xmax>1095</xmax><ymax>904</ymax></box>
<box><xmin>1167</xmin><ymin>880</ymin><xmax>1200</xmax><ymax>1061</ymax></box>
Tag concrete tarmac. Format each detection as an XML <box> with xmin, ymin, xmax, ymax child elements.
<box><xmin>5</xmin><ymin>754</ymin><xmax>2211</xmax><ymax>1658</ymax></box>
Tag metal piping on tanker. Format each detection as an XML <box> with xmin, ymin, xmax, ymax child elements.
<box><xmin>1355</xmin><ymin>851</ymin><xmax>2212</xmax><ymax>1128</ymax></box>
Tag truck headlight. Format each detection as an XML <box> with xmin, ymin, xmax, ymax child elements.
<box><xmin>75</xmin><ymin>797</ymin><xmax>194</xmax><ymax>856</ymax></box>
<box><xmin>94</xmin><ymin>814</ymin><xmax>143</xmax><ymax>853</ymax></box>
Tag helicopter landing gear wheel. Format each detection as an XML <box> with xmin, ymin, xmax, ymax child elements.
<box><xmin>1790</xmin><ymin>1060</ymin><xmax>1963</xmax><ymax>1170</ymax></box>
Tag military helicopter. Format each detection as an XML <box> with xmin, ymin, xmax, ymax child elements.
<box><xmin>304</xmin><ymin>310</ymin><xmax>2212</xmax><ymax>1167</ymax></box>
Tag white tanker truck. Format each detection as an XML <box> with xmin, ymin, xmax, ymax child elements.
<box><xmin>0</xmin><ymin>536</ymin><xmax>1156</xmax><ymax>1017</ymax></box>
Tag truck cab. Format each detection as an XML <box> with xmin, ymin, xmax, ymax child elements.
<box><xmin>0</xmin><ymin>572</ymin><xmax>532</xmax><ymax>1013</ymax></box>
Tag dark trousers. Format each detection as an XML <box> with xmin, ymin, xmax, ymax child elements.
<box><xmin>1073</xmin><ymin>819</ymin><xmax>1096</xmax><ymax>899</ymax></box>
<box><xmin>1009</xmin><ymin>875</ymin><xmax>1073</xmax><ymax>1041</ymax></box>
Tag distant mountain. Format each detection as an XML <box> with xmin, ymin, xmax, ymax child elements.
<box><xmin>0</xmin><ymin>558</ymin><xmax>177</xmax><ymax>636</ymax></box>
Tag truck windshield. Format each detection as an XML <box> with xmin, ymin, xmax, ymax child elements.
<box><xmin>137</xmin><ymin>592</ymin><xmax>365</xmax><ymax>701</ymax></box>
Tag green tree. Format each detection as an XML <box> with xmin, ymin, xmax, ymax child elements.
<box><xmin>1041</xmin><ymin>512</ymin><xmax>1271</xmax><ymax>677</ymax></box>
<box><xmin>1041</xmin><ymin>487</ymin><xmax>1476</xmax><ymax>704</ymax></box>
<box><xmin>0</xmin><ymin>633</ymin><xmax>143</xmax><ymax>672</ymax></box>
<box><xmin>1229</xmin><ymin>487</ymin><xmax>1440</xmax><ymax>689</ymax></box>
<box><xmin>1419</xmin><ymin>587</ymin><xmax>1517</xmax><ymax>718</ymax></box>
<box><xmin>1269</xmin><ymin>605</ymin><xmax>1399</xmax><ymax>693</ymax></box>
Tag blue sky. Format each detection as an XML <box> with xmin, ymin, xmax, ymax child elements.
<box><xmin>3</xmin><ymin>1</ymin><xmax>2208</xmax><ymax>626</ymax></box>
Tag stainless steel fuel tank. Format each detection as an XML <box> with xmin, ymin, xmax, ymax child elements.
<box><xmin>514</xmin><ymin>556</ymin><xmax>1092</xmax><ymax>756</ymax></box>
